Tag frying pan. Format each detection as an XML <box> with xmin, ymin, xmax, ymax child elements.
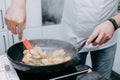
<box><xmin>7</xmin><ymin>38</ymin><xmax>87</xmax><ymax>74</ymax></box>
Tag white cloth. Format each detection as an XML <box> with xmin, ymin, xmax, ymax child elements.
<box><xmin>61</xmin><ymin>0</ymin><xmax>119</xmax><ymax>52</ymax></box>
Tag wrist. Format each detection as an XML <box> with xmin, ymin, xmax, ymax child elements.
<box><xmin>107</xmin><ymin>18</ymin><xmax>119</xmax><ymax>31</ymax></box>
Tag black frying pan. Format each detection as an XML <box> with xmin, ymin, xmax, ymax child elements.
<box><xmin>7</xmin><ymin>38</ymin><xmax>87</xmax><ymax>74</ymax></box>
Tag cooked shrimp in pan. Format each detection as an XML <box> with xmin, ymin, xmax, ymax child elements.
<box><xmin>22</xmin><ymin>46</ymin><xmax>71</xmax><ymax>66</ymax></box>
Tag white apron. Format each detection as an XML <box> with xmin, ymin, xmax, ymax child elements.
<box><xmin>61</xmin><ymin>0</ymin><xmax>119</xmax><ymax>52</ymax></box>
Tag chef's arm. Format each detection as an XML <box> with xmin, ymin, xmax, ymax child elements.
<box><xmin>5</xmin><ymin>0</ymin><xmax>26</xmax><ymax>40</ymax></box>
<box><xmin>86</xmin><ymin>13</ymin><xmax>120</xmax><ymax>46</ymax></box>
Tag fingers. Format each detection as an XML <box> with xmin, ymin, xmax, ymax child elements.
<box><xmin>86</xmin><ymin>31</ymin><xmax>111</xmax><ymax>46</ymax></box>
<box><xmin>92</xmin><ymin>33</ymin><xmax>104</xmax><ymax>46</ymax></box>
<box><xmin>5</xmin><ymin>15</ymin><xmax>16</xmax><ymax>33</ymax></box>
<box><xmin>86</xmin><ymin>30</ymin><xmax>99</xmax><ymax>45</ymax></box>
<box><xmin>18</xmin><ymin>28</ymin><xmax>23</xmax><ymax>41</ymax></box>
<box><xmin>6</xmin><ymin>24</ymin><xmax>11</xmax><ymax>31</ymax></box>
<box><xmin>99</xmin><ymin>36</ymin><xmax>107</xmax><ymax>45</ymax></box>
<box><xmin>5</xmin><ymin>16</ymin><xmax>9</xmax><ymax>26</ymax></box>
<box><xmin>17</xmin><ymin>22</ymin><xmax>25</xmax><ymax>41</ymax></box>
<box><xmin>99</xmin><ymin>34</ymin><xmax>111</xmax><ymax>45</ymax></box>
<box><xmin>10</xmin><ymin>23</ymin><xmax>17</xmax><ymax>34</ymax></box>
<box><xmin>5</xmin><ymin>17</ymin><xmax>11</xmax><ymax>30</ymax></box>
<box><xmin>5</xmin><ymin>16</ymin><xmax>25</xmax><ymax>41</ymax></box>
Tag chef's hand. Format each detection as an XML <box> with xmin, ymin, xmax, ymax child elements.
<box><xmin>5</xmin><ymin>0</ymin><xmax>26</xmax><ymax>40</ymax></box>
<box><xmin>86</xmin><ymin>20</ymin><xmax>115</xmax><ymax>46</ymax></box>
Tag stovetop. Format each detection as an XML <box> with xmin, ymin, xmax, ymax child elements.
<box><xmin>16</xmin><ymin>65</ymin><xmax>91</xmax><ymax>80</ymax></box>
<box><xmin>0</xmin><ymin>55</ymin><xmax>102</xmax><ymax>80</ymax></box>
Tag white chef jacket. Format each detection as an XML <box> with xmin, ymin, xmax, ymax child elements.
<box><xmin>61</xmin><ymin>0</ymin><xmax>119</xmax><ymax>52</ymax></box>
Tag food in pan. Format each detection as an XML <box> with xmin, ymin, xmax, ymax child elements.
<box><xmin>22</xmin><ymin>45</ymin><xmax>71</xmax><ymax>66</ymax></box>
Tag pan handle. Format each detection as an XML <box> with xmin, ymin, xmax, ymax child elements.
<box><xmin>75</xmin><ymin>37</ymin><xmax>97</xmax><ymax>51</ymax></box>
<box><xmin>49</xmin><ymin>69</ymin><xmax>90</xmax><ymax>80</ymax></box>
<box><xmin>75</xmin><ymin>38</ymin><xmax>88</xmax><ymax>51</ymax></box>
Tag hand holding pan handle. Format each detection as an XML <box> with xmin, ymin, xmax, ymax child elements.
<box><xmin>75</xmin><ymin>37</ymin><xmax>97</xmax><ymax>51</ymax></box>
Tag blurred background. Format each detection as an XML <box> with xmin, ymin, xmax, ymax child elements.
<box><xmin>118</xmin><ymin>0</ymin><xmax>120</xmax><ymax>9</ymax></box>
<box><xmin>41</xmin><ymin>0</ymin><xmax>64</xmax><ymax>26</ymax></box>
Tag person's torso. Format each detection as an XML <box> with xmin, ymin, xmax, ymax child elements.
<box><xmin>61</xmin><ymin>0</ymin><xmax>118</xmax><ymax>52</ymax></box>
